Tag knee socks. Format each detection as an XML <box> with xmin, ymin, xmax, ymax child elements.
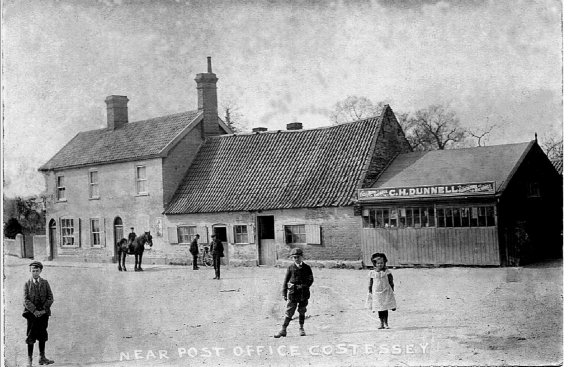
<box><xmin>39</xmin><ymin>341</ymin><xmax>45</xmax><ymax>355</ymax></box>
<box><xmin>27</xmin><ymin>344</ymin><xmax>33</xmax><ymax>358</ymax></box>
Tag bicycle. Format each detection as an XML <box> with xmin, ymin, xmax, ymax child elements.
<box><xmin>200</xmin><ymin>246</ymin><xmax>213</xmax><ymax>267</ymax></box>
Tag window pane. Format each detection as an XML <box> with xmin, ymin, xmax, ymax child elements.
<box><xmin>460</xmin><ymin>208</ymin><xmax>470</xmax><ymax>227</ymax></box>
<box><xmin>177</xmin><ymin>226</ymin><xmax>196</xmax><ymax>243</ymax></box>
<box><xmin>405</xmin><ymin>209</ymin><xmax>413</xmax><ymax>227</ymax></box>
<box><xmin>413</xmin><ymin>208</ymin><xmax>421</xmax><ymax>227</ymax></box>
<box><xmin>428</xmin><ymin>207</ymin><xmax>435</xmax><ymax>227</ymax></box>
<box><xmin>478</xmin><ymin>207</ymin><xmax>487</xmax><ymax>226</ymax></box>
<box><xmin>137</xmin><ymin>166</ymin><xmax>146</xmax><ymax>179</ymax></box>
<box><xmin>486</xmin><ymin>207</ymin><xmax>495</xmax><ymax>226</ymax></box>
<box><xmin>369</xmin><ymin>210</ymin><xmax>376</xmax><ymax>228</ymax></box>
<box><xmin>470</xmin><ymin>207</ymin><xmax>479</xmax><ymax>227</ymax></box>
<box><xmin>399</xmin><ymin>208</ymin><xmax>407</xmax><ymax>228</ymax></box>
<box><xmin>389</xmin><ymin>209</ymin><xmax>398</xmax><ymax>228</ymax></box>
<box><xmin>234</xmin><ymin>225</ymin><xmax>248</xmax><ymax>243</ymax></box>
<box><xmin>363</xmin><ymin>211</ymin><xmax>370</xmax><ymax>228</ymax></box>
<box><xmin>452</xmin><ymin>208</ymin><xmax>461</xmax><ymax>227</ymax></box>
<box><xmin>285</xmin><ymin>225</ymin><xmax>306</xmax><ymax>244</ymax></box>
<box><xmin>445</xmin><ymin>208</ymin><xmax>453</xmax><ymax>227</ymax></box>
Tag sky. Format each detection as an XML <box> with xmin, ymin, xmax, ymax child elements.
<box><xmin>1</xmin><ymin>0</ymin><xmax>564</xmax><ymax>198</ymax></box>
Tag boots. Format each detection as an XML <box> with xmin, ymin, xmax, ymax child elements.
<box><xmin>274</xmin><ymin>317</ymin><xmax>291</xmax><ymax>338</ymax></box>
<box><xmin>39</xmin><ymin>355</ymin><xmax>54</xmax><ymax>365</ymax></box>
<box><xmin>27</xmin><ymin>356</ymin><xmax>33</xmax><ymax>367</ymax></box>
<box><xmin>299</xmin><ymin>315</ymin><xmax>306</xmax><ymax>336</ymax></box>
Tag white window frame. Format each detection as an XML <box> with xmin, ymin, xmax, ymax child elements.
<box><xmin>234</xmin><ymin>225</ymin><xmax>249</xmax><ymax>244</ymax></box>
<box><xmin>136</xmin><ymin>165</ymin><xmax>148</xmax><ymax>195</ymax></box>
<box><xmin>56</xmin><ymin>175</ymin><xmax>66</xmax><ymax>201</ymax></box>
<box><xmin>177</xmin><ymin>225</ymin><xmax>197</xmax><ymax>244</ymax></box>
<box><xmin>61</xmin><ymin>218</ymin><xmax>75</xmax><ymax>246</ymax></box>
<box><xmin>89</xmin><ymin>170</ymin><xmax>99</xmax><ymax>199</ymax></box>
<box><xmin>90</xmin><ymin>218</ymin><xmax>101</xmax><ymax>247</ymax></box>
<box><xmin>285</xmin><ymin>224</ymin><xmax>306</xmax><ymax>244</ymax></box>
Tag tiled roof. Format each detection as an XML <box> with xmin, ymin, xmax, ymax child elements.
<box><xmin>551</xmin><ymin>159</ymin><xmax>563</xmax><ymax>175</ymax></box>
<box><xmin>39</xmin><ymin>110</ymin><xmax>203</xmax><ymax>170</ymax></box>
<box><xmin>165</xmin><ymin>117</ymin><xmax>383</xmax><ymax>213</ymax></box>
<box><xmin>372</xmin><ymin>141</ymin><xmax>534</xmax><ymax>193</ymax></box>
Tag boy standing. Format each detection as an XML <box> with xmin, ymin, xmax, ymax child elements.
<box><xmin>23</xmin><ymin>261</ymin><xmax>54</xmax><ymax>366</ymax></box>
<box><xmin>209</xmin><ymin>234</ymin><xmax>224</xmax><ymax>279</ymax></box>
<box><xmin>274</xmin><ymin>248</ymin><xmax>314</xmax><ymax>338</ymax></box>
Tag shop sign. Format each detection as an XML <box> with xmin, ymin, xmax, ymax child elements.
<box><xmin>358</xmin><ymin>182</ymin><xmax>495</xmax><ymax>200</ymax></box>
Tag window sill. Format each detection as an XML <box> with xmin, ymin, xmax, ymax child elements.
<box><xmin>56</xmin><ymin>199</ymin><xmax>67</xmax><ymax>203</ymax></box>
<box><xmin>233</xmin><ymin>242</ymin><xmax>251</xmax><ymax>245</ymax></box>
<box><xmin>90</xmin><ymin>245</ymin><xmax>105</xmax><ymax>249</ymax></box>
<box><xmin>89</xmin><ymin>197</ymin><xmax>100</xmax><ymax>201</ymax></box>
<box><xmin>136</xmin><ymin>193</ymin><xmax>149</xmax><ymax>197</ymax></box>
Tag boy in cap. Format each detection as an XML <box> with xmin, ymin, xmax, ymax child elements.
<box><xmin>23</xmin><ymin>261</ymin><xmax>54</xmax><ymax>366</ymax></box>
<box><xmin>209</xmin><ymin>234</ymin><xmax>224</xmax><ymax>279</ymax></box>
<box><xmin>274</xmin><ymin>248</ymin><xmax>314</xmax><ymax>338</ymax></box>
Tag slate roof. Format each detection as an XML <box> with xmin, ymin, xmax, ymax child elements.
<box><xmin>39</xmin><ymin>110</ymin><xmax>203</xmax><ymax>171</ymax></box>
<box><xmin>372</xmin><ymin>141</ymin><xmax>534</xmax><ymax>193</ymax></box>
<box><xmin>165</xmin><ymin>117</ymin><xmax>384</xmax><ymax>214</ymax></box>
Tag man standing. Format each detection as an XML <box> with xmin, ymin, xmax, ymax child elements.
<box><xmin>274</xmin><ymin>248</ymin><xmax>314</xmax><ymax>338</ymax></box>
<box><xmin>23</xmin><ymin>261</ymin><xmax>55</xmax><ymax>366</ymax></box>
<box><xmin>189</xmin><ymin>234</ymin><xmax>200</xmax><ymax>270</ymax></box>
<box><xmin>209</xmin><ymin>234</ymin><xmax>224</xmax><ymax>279</ymax></box>
<box><xmin>128</xmin><ymin>227</ymin><xmax>137</xmax><ymax>253</ymax></box>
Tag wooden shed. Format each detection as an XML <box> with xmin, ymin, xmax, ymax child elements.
<box><xmin>357</xmin><ymin>141</ymin><xmax>562</xmax><ymax>267</ymax></box>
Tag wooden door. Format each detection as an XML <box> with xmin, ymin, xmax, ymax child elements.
<box><xmin>257</xmin><ymin>216</ymin><xmax>276</xmax><ymax>265</ymax></box>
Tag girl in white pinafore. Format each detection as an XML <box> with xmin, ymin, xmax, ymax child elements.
<box><xmin>368</xmin><ymin>253</ymin><xmax>397</xmax><ymax>329</ymax></box>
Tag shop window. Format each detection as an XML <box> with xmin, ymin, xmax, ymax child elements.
<box><xmin>398</xmin><ymin>208</ymin><xmax>407</xmax><ymax>227</ymax></box>
<box><xmin>478</xmin><ymin>207</ymin><xmax>487</xmax><ymax>226</ymax></box>
<box><xmin>285</xmin><ymin>225</ymin><xmax>306</xmax><ymax>244</ymax></box>
<box><xmin>177</xmin><ymin>225</ymin><xmax>196</xmax><ymax>244</ymax></box>
<box><xmin>436</xmin><ymin>208</ymin><xmax>445</xmax><ymax>227</ymax></box>
<box><xmin>470</xmin><ymin>207</ymin><xmax>479</xmax><ymax>227</ymax></box>
<box><xmin>388</xmin><ymin>209</ymin><xmax>398</xmax><ymax>228</ymax></box>
<box><xmin>90</xmin><ymin>218</ymin><xmax>100</xmax><ymax>246</ymax></box>
<box><xmin>61</xmin><ymin>218</ymin><xmax>74</xmax><ymax>246</ymax></box>
<box><xmin>460</xmin><ymin>207</ymin><xmax>470</xmax><ymax>227</ymax></box>
<box><xmin>413</xmin><ymin>208</ymin><xmax>421</xmax><ymax>228</ymax></box>
<box><xmin>485</xmin><ymin>206</ymin><xmax>495</xmax><ymax>226</ymax></box>
<box><xmin>234</xmin><ymin>225</ymin><xmax>249</xmax><ymax>243</ymax></box>
<box><xmin>57</xmin><ymin>176</ymin><xmax>66</xmax><ymax>201</ymax></box>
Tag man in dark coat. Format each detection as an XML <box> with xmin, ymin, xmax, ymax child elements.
<box><xmin>189</xmin><ymin>234</ymin><xmax>200</xmax><ymax>270</ymax></box>
<box><xmin>23</xmin><ymin>261</ymin><xmax>54</xmax><ymax>366</ymax></box>
<box><xmin>274</xmin><ymin>248</ymin><xmax>314</xmax><ymax>338</ymax></box>
<box><xmin>127</xmin><ymin>227</ymin><xmax>137</xmax><ymax>253</ymax></box>
<box><xmin>210</xmin><ymin>234</ymin><xmax>224</xmax><ymax>279</ymax></box>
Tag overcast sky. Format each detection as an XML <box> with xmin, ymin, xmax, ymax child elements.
<box><xmin>1</xmin><ymin>0</ymin><xmax>564</xmax><ymax>198</ymax></box>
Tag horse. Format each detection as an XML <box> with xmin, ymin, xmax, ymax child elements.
<box><xmin>116</xmin><ymin>232</ymin><xmax>153</xmax><ymax>271</ymax></box>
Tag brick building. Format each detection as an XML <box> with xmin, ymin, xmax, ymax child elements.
<box><xmin>38</xmin><ymin>58</ymin><xmax>232</xmax><ymax>262</ymax></box>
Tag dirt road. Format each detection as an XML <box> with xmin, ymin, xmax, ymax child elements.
<box><xmin>3</xmin><ymin>256</ymin><xmax>562</xmax><ymax>366</ymax></box>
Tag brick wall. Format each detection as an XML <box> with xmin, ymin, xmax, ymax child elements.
<box><xmin>165</xmin><ymin>206</ymin><xmax>362</xmax><ymax>265</ymax></box>
<box><xmin>362</xmin><ymin>106</ymin><xmax>412</xmax><ymax>188</ymax></box>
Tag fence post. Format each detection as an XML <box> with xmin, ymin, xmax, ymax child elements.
<box><xmin>15</xmin><ymin>233</ymin><xmax>24</xmax><ymax>258</ymax></box>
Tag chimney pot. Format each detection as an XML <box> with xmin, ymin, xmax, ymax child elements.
<box><xmin>286</xmin><ymin>122</ymin><xmax>303</xmax><ymax>131</ymax></box>
<box><xmin>105</xmin><ymin>95</ymin><xmax>129</xmax><ymax>130</ymax></box>
<box><xmin>252</xmin><ymin>127</ymin><xmax>268</xmax><ymax>133</ymax></box>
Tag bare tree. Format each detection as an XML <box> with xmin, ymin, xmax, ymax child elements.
<box><xmin>220</xmin><ymin>98</ymin><xmax>248</xmax><ymax>133</ymax></box>
<box><xmin>466</xmin><ymin>122</ymin><xmax>497</xmax><ymax>147</ymax></box>
<box><xmin>329</xmin><ymin>96</ymin><xmax>386</xmax><ymax>125</ymax></box>
<box><xmin>540</xmin><ymin>133</ymin><xmax>563</xmax><ymax>162</ymax></box>
<box><xmin>403</xmin><ymin>104</ymin><xmax>466</xmax><ymax>151</ymax></box>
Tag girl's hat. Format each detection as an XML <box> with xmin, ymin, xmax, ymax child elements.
<box><xmin>371</xmin><ymin>253</ymin><xmax>387</xmax><ymax>263</ymax></box>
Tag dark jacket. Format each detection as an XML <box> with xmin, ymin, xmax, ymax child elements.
<box><xmin>189</xmin><ymin>238</ymin><xmax>199</xmax><ymax>256</ymax></box>
<box><xmin>210</xmin><ymin>239</ymin><xmax>224</xmax><ymax>257</ymax></box>
<box><xmin>23</xmin><ymin>278</ymin><xmax>54</xmax><ymax>317</ymax></box>
<box><xmin>282</xmin><ymin>263</ymin><xmax>314</xmax><ymax>302</ymax></box>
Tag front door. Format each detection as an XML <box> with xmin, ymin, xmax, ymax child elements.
<box><xmin>113</xmin><ymin>217</ymin><xmax>124</xmax><ymax>262</ymax></box>
<box><xmin>48</xmin><ymin>219</ymin><xmax>56</xmax><ymax>261</ymax></box>
<box><xmin>213</xmin><ymin>226</ymin><xmax>228</xmax><ymax>264</ymax></box>
<box><xmin>257</xmin><ymin>216</ymin><xmax>276</xmax><ymax>266</ymax></box>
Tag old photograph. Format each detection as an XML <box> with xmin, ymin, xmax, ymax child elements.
<box><xmin>2</xmin><ymin>1</ymin><xmax>567</xmax><ymax>366</ymax></box>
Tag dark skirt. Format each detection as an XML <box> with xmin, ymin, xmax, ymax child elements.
<box><xmin>25</xmin><ymin>314</ymin><xmax>49</xmax><ymax>344</ymax></box>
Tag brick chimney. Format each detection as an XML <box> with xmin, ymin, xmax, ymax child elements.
<box><xmin>195</xmin><ymin>57</ymin><xmax>220</xmax><ymax>137</ymax></box>
<box><xmin>286</xmin><ymin>122</ymin><xmax>303</xmax><ymax>130</ymax></box>
<box><xmin>105</xmin><ymin>95</ymin><xmax>129</xmax><ymax>130</ymax></box>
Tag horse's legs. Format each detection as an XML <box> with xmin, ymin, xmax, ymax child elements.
<box><xmin>138</xmin><ymin>252</ymin><xmax>143</xmax><ymax>271</ymax></box>
<box><xmin>122</xmin><ymin>252</ymin><xmax>127</xmax><ymax>271</ymax></box>
<box><xmin>117</xmin><ymin>250</ymin><xmax>122</xmax><ymax>271</ymax></box>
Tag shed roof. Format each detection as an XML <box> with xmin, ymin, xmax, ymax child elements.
<box><xmin>165</xmin><ymin>116</ymin><xmax>385</xmax><ymax>214</ymax></box>
<box><xmin>372</xmin><ymin>141</ymin><xmax>534</xmax><ymax>193</ymax></box>
<box><xmin>39</xmin><ymin>110</ymin><xmax>204</xmax><ymax>171</ymax></box>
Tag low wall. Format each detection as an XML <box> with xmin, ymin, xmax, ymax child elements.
<box><xmin>4</xmin><ymin>237</ymin><xmax>21</xmax><ymax>257</ymax></box>
<box><xmin>33</xmin><ymin>235</ymin><xmax>47</xmax><ymax>261</ymax></box>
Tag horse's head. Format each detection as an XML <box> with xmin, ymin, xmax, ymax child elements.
<box><xmin>117</xmin><ymin>238</ymin><xmax>127</xmax><ymax>247</ymax></box>
<box><xmin>143</xmin><ymin>231</ymin><xmax>153</xmax><ymax>247</ymax></box>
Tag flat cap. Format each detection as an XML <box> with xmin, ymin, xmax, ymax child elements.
<box><xmin>29</xmin><ymin>261</ymin><xmax>43</xmax><ymax>269</ymax></box>
<box><xmin>290</xmin><ymin>248</ymin><xmax>304</xmax><ymax>256</ymax></box>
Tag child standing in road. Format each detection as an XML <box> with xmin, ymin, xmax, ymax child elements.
<box><xmin>368</xmin><ymin>253</ymin><xmax>396</xmax><ymax>329</ymax></box>
<box><xmin>23</xmin><ymin>261</ymin><xmax>55</xmax><ymax>366</ymax></box>
<box><xmin>274</xmin><ymin>248</ymin><xmax>314</xmax><ymax>338</ymax></box>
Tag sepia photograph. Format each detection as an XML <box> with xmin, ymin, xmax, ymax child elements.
<box><xmin>2</xmin><ymin>0</ymin><xmax>569</xmax><ymax>366</ymax></box>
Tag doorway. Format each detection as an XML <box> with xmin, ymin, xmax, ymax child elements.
<box><xmin>48</xmin><ymin>219</ymin><xmax>56</xmax><ymax>261</ymax></box>
<box><xmin>113</xmin><ymin>217</ymin><xmax>124</xmax><ymax>262</ymax></box>
<box><xmin>257</xmin><ymin>216</ymin><xmax>276</xmax><ymax>266</ymax></box>
<box><xmin>212</xmin><ymin>225</ymin><xmax>228</xmax><ymax>264</ymax></box>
